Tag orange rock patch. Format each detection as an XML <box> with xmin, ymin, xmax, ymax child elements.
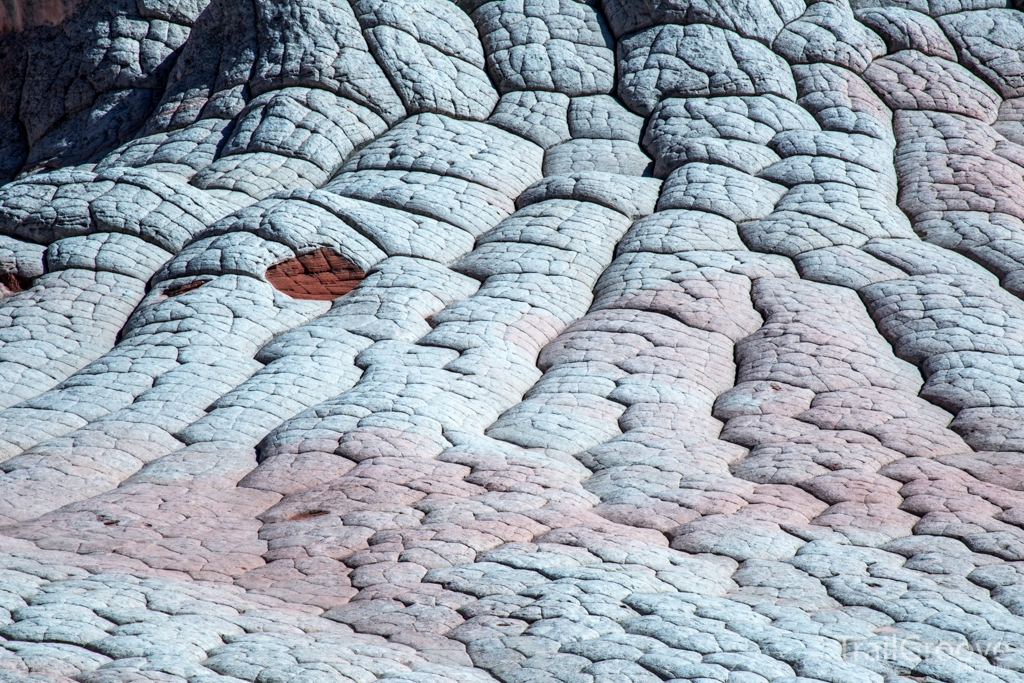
<box><xmin>265</xmin><ymin>247</ymin><xmax>365</xmax><ymax>300</ymax></box>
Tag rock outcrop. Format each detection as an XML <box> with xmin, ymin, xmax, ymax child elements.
<box><xmin>3</xmin><ymin>1</ymin><xmax>1024</xmax><ymax>682</ymax></box>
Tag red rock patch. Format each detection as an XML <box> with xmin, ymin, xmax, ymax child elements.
<box><xmin>0</xmin><ymin>271</ymin><xmax>32</xmax><ymax>295</ymax></box>
<box><xmin>0</xmin><ymin>0</ymin><xmax>76</xmax><ymax>33</ymax></box>
<box><xmin>163</xmin><ymin>279</ymin><xmax>207</xmax><ymax>297</ymax></box>
<box><xmin>265</xmin><ymin>247</ymin><xmax>365</xmax><ymax>300</ymax></box>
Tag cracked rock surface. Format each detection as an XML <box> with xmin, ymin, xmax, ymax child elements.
<box><xmin>5</xmin><ymin>0</ymin><xmax>1024</xmax><ymax>682</ymax></box>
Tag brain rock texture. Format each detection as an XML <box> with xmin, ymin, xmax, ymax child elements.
<box><xmin>7</xmin><ymin>0</ymin><xmax>1024</xmax><ymax>682</ymax></box>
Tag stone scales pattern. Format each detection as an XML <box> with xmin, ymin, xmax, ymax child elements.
<box><xmin>3</xmin><ymin>0</ymin><xmax>1024</xmax><ymax>682</ymax></box>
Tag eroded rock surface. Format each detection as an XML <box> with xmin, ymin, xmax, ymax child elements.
<box><xmin>3</xmin><ymin>1</ymin><xmax>1024</xmax><ymax>682</ymax></box>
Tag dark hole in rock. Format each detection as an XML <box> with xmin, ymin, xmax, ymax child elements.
<box><xmin>164</xmin><ymin>279</ymin><xmax>207</xmax><ymax>297</ymax></box>
<box><xmin>266</xmin><ymin>247</ymin><xmax>365</xmax><ymax>300</ymax></box>
<box><xmin>290</xmin><ymin>509</ymin><xmax>330</xmax><ymax>520</ymax></box>
<box><xmin>0</xmin><ymin>271</ymin><xmax>32</xmax><ymax>294</ymax></box>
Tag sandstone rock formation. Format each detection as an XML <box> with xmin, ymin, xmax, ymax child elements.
<box><xmin>2</xmin><ymin>0</ymin><xmax>1024</xmax><ymax>681</ymax></box>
